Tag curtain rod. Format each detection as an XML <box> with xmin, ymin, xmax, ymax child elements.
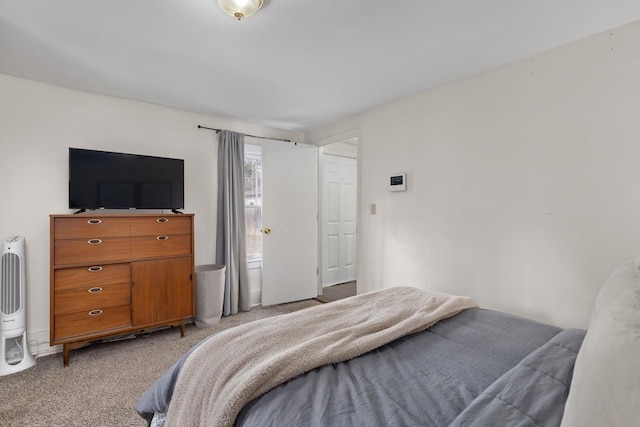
<box><xmin>197</xmin><ymin>125</ymin><xmax>295</xmax><ymax>144</ymax></box>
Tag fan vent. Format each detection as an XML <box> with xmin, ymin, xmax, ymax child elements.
<box><xmin>1</xmin><ymin>253</ymin><xmax>20</xmax><ymax>316</ymax></box>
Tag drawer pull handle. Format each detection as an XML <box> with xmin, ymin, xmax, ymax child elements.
<box><xmin>88</xmin><ymin>239</ymin><xmax>102</xmax><ymax>245</ymax></box>
<box><xmin>157</xmin><ymin>235</ymin><xmax>169</xmax><ymax>241</ymax></box>
<box><xmin>87</xmin><ymin>219</ymin><xmax>102</xmax><ymax>224</ymax></box>
<box><xmin>88</xmin><ymin>266</ymin><xmax>103</xmax><ymax>272</ymax></box>
<box><xmin>88</xmin><ymin>309</ymin><xmax>103</xmax><ymax>316</ymax></box>
<box><xmin>157</xmin><ymin>218</ymin><xmax>169</xmax><ymax>223</ymax></box>
<box><xmin>88</xmin><ymin>287</ymin><xmax>103</xmax><ymax>293</ymax></box>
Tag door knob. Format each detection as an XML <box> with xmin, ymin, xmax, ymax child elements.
<box><xmin>263</xmin><ymin>228</ymin><xmax>271</xmax><ymax>234</ymax></box>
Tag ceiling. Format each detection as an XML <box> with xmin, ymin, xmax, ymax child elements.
<box><xmin>2</xmin><ymin>1</ymin><xmax>640</xmax><ymax>132</ymax></box>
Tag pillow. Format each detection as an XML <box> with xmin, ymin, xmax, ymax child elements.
<box><xmin>561</xmin><ymin>271</ymin><xmax>640</xmax><ymax>426</ymax></box>
<box><xmin>589</xmin><ymin>256</ymin><xmax>640</xmax><ymax>325</ymax></box>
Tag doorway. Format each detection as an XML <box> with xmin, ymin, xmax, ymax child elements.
<box><xmin>244</xmin><ymin>139</ymin><xmax>318</xmax><ymax>307</ymax></box>
<box><xmin>318</xmin><ymin>136</ymin><xmax>358</xmax><ymax>301</ymax></box>
<box><xmin>247</xmin><ymin>135</ymin><xmax>358</xmax><ymax>306</ymax></box>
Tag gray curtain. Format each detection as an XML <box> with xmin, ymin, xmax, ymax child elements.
<box><xmin>216</xmin><ymin>130</ymin><xmax>251</xmax><ymax>315</ymax></box>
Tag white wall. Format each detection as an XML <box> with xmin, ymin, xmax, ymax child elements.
<box><xmin>307</xmin><ymin>20</ymin><xmax>640</xmax><ymax>329</ymax></box>
<box><xmin>0</xmin><ymin>74</ymin><xmax>301</xmax><ymax>356</ymax></box>
<box><xmin>321</xmin><ymin>141</ymin><xmax>357</xmax><ymax>159</ymax></box>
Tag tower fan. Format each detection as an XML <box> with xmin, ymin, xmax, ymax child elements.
<box><xmin>0</xmin><ymin>236</ymin><xmax>35</xmax><ymax>375</ymax></box>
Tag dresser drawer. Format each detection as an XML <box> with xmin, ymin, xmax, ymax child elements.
<box><xmin>55</xmin><ymin>263</ymin><xmax>130</xmax><ymax>291</ymax></box>
<box><xmin>131</xmin><ymin>234</ymin><xmax>191</xmax><ymax>259</ymax></box>
<box><xmin>55</xmin><ymin>283</ymin><xmax>131</xmax><ymax>316</ymax></box>
<box><xmin>54</xmin><ymin>217</ymin><xmax>130</xmax><ymax>239</ymax></box>
<box><xmin>54</xmin><ymin>237</ymin><xmax>130</xmax><ymax>265</ymax></box>
<box><xmin>130</xmin><ymin>216</ymin><xmax>191</xmax><ymax>236</ymax></box>
<box><xmin>55</xmin><ymin>305</ymin><xmax>131</xmax><ymax>340</ymax></box>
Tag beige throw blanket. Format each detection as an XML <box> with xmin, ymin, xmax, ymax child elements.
<box><xmin>165</xmin><ymin>286</ymin><xmax>477</xmax><ymax>427</ymax></box>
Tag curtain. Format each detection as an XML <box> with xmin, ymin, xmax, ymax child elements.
<box><xmin>216</xmin><ymin>130</ymin><xmax>251</xmax><ymax>315</ymax></box>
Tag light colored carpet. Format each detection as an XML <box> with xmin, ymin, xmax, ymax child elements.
<box><xmin>0</xmin><ymin>299</ymin><xmax>320</xmax><ymax>427</ymax></box>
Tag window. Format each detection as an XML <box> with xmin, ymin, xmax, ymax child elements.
<box><xmin>244</xmin><ymin>145</ymin><xmax>262</xmax><ymax>266</ymax></box>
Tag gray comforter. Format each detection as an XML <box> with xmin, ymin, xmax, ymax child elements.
<box><xmin>137</xmin><ymin>308</ymin><xmax>585</xmax><ymax>426</ymax></box>
<box><xmin>450</xmin><ymin>328</ymin><xmax>584</xmax><ymax>426</ymax></box>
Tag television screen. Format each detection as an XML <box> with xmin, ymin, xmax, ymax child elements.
<box><xmin>69</xmin><ymin>148</ymin><xmax>184</xmax><ymax>210</ymax></box>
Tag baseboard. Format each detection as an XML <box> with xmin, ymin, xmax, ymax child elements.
<box><xmin>250</xmin><ymin>288</ymin><xmax>261</xmax><ymax>306</ymax></box>
<box><xmin>25</xmin><ymin>329</ymin><xmax>60</xmax><ymax>358</ymax></box>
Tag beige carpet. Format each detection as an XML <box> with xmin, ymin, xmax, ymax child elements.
<box><xmin>0</xmin><ymin>299</ymin><xmax>320</xmax><ymax>427</ymax></box>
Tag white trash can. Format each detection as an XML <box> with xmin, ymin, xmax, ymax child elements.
<box><xmin>195</xmin><ymin>264</ymin><xmax>226</xmax><ymax>328</ymax></box>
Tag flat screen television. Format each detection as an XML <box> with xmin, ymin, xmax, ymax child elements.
<box><xmin>69</xmin><ymin>148</ymin><xmax>184</xmax><ymax>211</ymax></box>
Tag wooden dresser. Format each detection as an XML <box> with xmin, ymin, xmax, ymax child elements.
<box><xmin>50</xmin><ymin>213</ymin><xmax>195</xmax><ymax>366</ymax></box>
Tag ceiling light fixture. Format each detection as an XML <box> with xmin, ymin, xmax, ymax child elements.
<box><xmin>217</xmin><ymin>0</ymin><xmax>263</xmax><ymax>21</ymax></box>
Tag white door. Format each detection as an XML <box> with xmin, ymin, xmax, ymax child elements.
<box><xmin>261</xmin><ymin>140</ymin><xmax>318</xmax><ymax>306</ymax></box>
<box><xmin>321</xmin><ymin>155</ymin><xmax>357</xmax><ymax>287</ymax></box>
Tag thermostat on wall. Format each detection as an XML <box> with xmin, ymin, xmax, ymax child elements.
<box><xmin>389</xmin><ymin>173</ymin><xmax>406</xmax><ymax>192</ymax></box>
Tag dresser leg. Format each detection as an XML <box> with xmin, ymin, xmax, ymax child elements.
<box><xmin>63</xmin><ymin>344</ymin><xmax>70</xmax><ymax>367</ymax></box>
<box><xmin>179</xmin><ymin>320</ymin><xmax>185</xmax><ymax>337</ymax></box>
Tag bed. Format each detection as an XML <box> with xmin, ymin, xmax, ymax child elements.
<box><xmin>137</xmin><ymin>258</ymin><xmax>640</xmax><ymax>426</ymax></box>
